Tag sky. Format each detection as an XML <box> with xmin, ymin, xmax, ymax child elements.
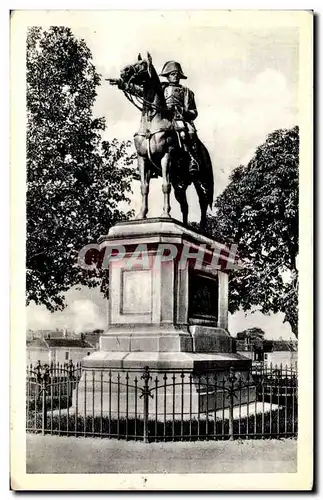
<box><xmin>75</xmin><ymin>18</ymin><xmax>299</xmax><ymax>219</ymax></box>
<box><xmin>27</xmin><ymin>13</ymin><xmax>299</xmax><ymax>339</ymax></box>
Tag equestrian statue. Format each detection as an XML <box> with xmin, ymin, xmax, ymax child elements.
<box><xmin>107</xmin><ymin>53</ymin><xmax>214</xmax><ymax>230</ymax></box>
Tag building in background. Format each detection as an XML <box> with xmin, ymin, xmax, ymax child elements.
<box><xmin>26</xmin><ymin>333</ymin><xmax>96</xmax><ymax>365</ymax></box>
<box><xmin>236</xmin><ymin>337</ymin><xmax>297</xmax><ymax>368</ymax></box>
<box><xmin>264</xmin><ymin>340</ymin><xmax>298</xmax><ymax>368</ymax></box>
<box><xmin>83</xmin><ymin>329</ymin><xmax>103</xmax><ymax>350</ymax></box>
<box><xmin>26</xmin><ymin>328</ymin><xmax>79</xmax><ymax>341</ymax></box>
<box><xmin>26</xmin><ymin>337</ymin><xmax>50</xmax><ymax>364</ymax></box>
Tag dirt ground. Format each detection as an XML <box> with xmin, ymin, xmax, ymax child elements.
<box><xmin>26</xmin><ymin>434</ymin><xmax>297</xmax><ymax>474</ymax></box>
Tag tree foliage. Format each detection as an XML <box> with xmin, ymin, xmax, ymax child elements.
<box><xmin>210</xmin><ymin>126</ymin><xmax>299</xmax><ymax>337</ymax></box>
<box><xmin>27</xmin><ymin>27</ymin><xmax>135</xmax><ymax>311</ymax></box>
<box><xmin>236</xmin><ymin>327</ymin><xmax>266</xmax><ymax>350</ymax></box>
<box><xmin>236</xmin><ymin>327</ymin><xmax>265</xmax><ymax>341</ymax></box>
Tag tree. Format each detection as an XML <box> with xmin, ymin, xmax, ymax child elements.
<box><xmin>210</xmin><ymin>126</ymin><xmax>299</xmax><ymax>337</ymax></box>
<box><xmin>236</xmin><ymin>327</ymin><xmax>265</xmax><ymax>341</ymax></box>
<box><xmin>236</xmin><ymin>327</ymin><xmax>265</xmax><ymax>351</ymax></box>
<box><xmin>27</xmin><ymin>27</ymin><xmax>135</xmax><ymax>311</ymax></box>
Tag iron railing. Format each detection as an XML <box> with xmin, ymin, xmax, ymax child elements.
<box><xmin>26</xmin><ymin>361</ymin><xmax>297</xmax><ymax>442</ymax></box>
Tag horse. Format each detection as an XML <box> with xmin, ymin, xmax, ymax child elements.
<box><xmin>113</xmin><ymin>53</ymin><xmax>214</xmax><ymax>230</ymax></box>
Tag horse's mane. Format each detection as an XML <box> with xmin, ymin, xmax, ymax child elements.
<box><xmin>146</xmin><ymin>61</ymin><xmax>167</xmax><ymax>108</ymax></box>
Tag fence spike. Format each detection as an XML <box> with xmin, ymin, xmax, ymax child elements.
<box><xmin>26</xmin><ymin>363</ymin><xmax>298</xmax><ymax>441</ymax></box>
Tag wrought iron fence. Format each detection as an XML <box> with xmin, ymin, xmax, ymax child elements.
<box><xmin>26</xmin><ymin>361</ymin><xmax>297</xmax><ymax>442</ymax></box>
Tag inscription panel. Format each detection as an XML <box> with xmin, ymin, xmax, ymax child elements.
<box><xmin>188</xmin><ymin>271</ymin><xmax>218</xmax><ymax>322</ymax></box>
<box><xmin>121</xmin><ymin>269</ymin><xmax>152</xmax><ymax>315</ymax></box>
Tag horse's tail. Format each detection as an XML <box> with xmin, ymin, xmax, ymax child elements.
<box><xmin>198</xmin><ymin>139</ymin><xmax>214</xmax><ymax>208</ymax></box>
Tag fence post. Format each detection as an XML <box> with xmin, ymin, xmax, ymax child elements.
<box><xmin>67</xmin><ymin>359</ymin><xmax>75</xmax><ymax>398</ymax></box>
<box><xmin>141</xmin><ymin>366</ymin><xmax>152</xmax><ymax>443</ymax></box>
<box><xmin>227</xmin><ymin>366</ymin><xmax>237</xmax><ymax>441</ymax></box>
<box><xmin>34</xmin><ymin>360</ymin><xmax>41</xmax><ymax>400</ymax></box>
<box><xmin>41</xmin><ymin>376</ymin><xmax>47</xmax><ymax>436</ymax></box>
<box><xmin>36</xmin><ymin>363</ymin><xmax>50</xmax><ymax>436</ymax></box>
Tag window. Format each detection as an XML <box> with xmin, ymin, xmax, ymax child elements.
<box><xmin>65</xmin><ymin>351</ymin><xmax>69</xmax><ymax>360</ymax></box>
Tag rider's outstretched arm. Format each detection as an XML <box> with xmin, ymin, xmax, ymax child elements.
<box><xmin>108</xmin><ymin>78</ymin><xmax>144</xmax><ymax>97</ymax></box>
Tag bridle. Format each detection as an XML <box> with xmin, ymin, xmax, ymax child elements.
<box><xmin>120</xmin><ymin>62</ymin><xmax>178</xmax><ymax>172</ymax></box>
<box><xmin>120</xmin><ymin>65</ymin><xmax>171</xmax><ymax>114</ymax></box>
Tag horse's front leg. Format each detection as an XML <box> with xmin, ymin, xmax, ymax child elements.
<box><xmin>160</xmin><ymin>153</ymin><xmax>171</xmax><ymax>218</ymax></box>
<box><xmin>136</xmin><ymin>155</ymin><xmax>150</xmax><ymax>219</ymax></box>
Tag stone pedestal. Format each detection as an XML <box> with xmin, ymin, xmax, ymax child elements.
<box><xmin>74</xmin><ymin>218</ymin><xmax>254</xmax><ymax>418</ymax></box>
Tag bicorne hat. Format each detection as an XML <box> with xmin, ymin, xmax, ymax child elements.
<box><xmin>159</xmin><ymin>61</ymin><xmax>187</xmax><ymax>79</ymax></box>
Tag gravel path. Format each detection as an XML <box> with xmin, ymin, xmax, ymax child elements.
<box><xmin>26</xmin><ymin>434</ymin><xmax>297</xmax><ymax>474</ymax></box>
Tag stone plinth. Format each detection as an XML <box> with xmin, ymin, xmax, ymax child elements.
<box><xmin>98</xmin><ymin>217</ymin><xmax>235</xmax><ymax>348</ymax></box>
<box><xmin>74</xmin><ymin>352</ymin><xmax>255</xmax><ymax>419</ymax></box>
<box><xmin>73</xmin><ymin>218</ymin><xmax>253</xmax><ymax>419</ymax></box>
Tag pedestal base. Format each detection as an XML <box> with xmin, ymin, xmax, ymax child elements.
<box><xmin>72</xmin><ymin>218</ymin><xmax>254</xmax><ymax>425</ymax></box>
<box><xmin>73</xmin><ymin>352</ymin><xmax>255</xmax><ymax>420</ymax></box>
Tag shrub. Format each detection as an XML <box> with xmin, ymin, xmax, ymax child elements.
<box><xmin>26</xmin><ymin>406</ymin><xmax>298</xmax><ymax>441</ymax></box>
<box><xmin>26</xmin><ymin>395</ymin><xmax>72</xmax><ymax>411</ymax></box>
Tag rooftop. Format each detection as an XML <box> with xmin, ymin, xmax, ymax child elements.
<box><xmin>27</xmin><ymin>338</ymin><xmax>94</xmax><ymax>349</ymax></box>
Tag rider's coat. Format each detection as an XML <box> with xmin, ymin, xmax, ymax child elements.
<box><xmin>118</xmin><ymin>79</ymin><xmax>198</xmax><ymax>134</ymax></box>
<box><xmin>162</xmin><ymin>82</ymin><xmax>198</xmax><ymax>134</ymax></box>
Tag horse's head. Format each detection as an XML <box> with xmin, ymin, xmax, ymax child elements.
<box><xmin>120</xmin><ymin>52</ymin><xmax>154</xmax><ymax>87</ymax></box>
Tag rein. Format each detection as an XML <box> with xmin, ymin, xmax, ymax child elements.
<box><xmin>134</xmin><ymin>128</ymin><xmax>171</xmax><ymax>173</ymax></box>
<box><xmin>123</xmin><ymin>89</ymin><xmax>144</xmax><ymax>112</ymax></box>
<box><xmin>135</xmin><ymin>92</ymin><xmax>169</xmax><ymax>114</ymax></box>
<box><xmin>121</xmin><ymin>73</ymin><xmax>170</xmax><ymax>114</ymax></box>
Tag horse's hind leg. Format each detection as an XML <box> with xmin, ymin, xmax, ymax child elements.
<box><xmin>136</xmin><ymin>156</ymin><xmax>150</xmax><ymax>219</ymax></box>
<box><xmin>194</xmin><ymin>180</ymin><xmax>208</xmax><ymax>231</ymax></box>
<box><xmin>174</xmin><ymin>185</ymin><xmax>188</xmax><ymax>226</ymax></box>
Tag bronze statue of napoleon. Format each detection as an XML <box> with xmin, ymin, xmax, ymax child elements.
<box><xmin>108</xmin><ymin>53</ymin><xmax>214</xmax><ymax>230</ymax></box>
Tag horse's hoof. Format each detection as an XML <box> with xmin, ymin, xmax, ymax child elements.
<box><xmin>160</xmin><ymin>212</ymin><xmax>171</xmax><ymax>219</ymax></box>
